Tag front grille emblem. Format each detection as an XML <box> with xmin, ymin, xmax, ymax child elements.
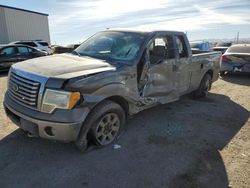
<box><xmin>12</xmin><ymin>83</ymin><xmax>19</xmax><ymax>92</ymax></box>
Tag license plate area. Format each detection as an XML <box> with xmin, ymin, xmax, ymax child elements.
<box><xmin>233</xmin><ymin>66</ymin><xmax>242</xmax><ymax>72</ymax></box>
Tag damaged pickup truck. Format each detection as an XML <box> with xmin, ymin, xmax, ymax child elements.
<box><xmin>4</xmin><ymin>30</ymin><xmax>221</xmax><ymax>151</ymax></box>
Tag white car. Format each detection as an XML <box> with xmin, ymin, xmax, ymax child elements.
<box><xmin>10</xmin><ymin>40</ymin><xmax>52</xmax><ymax>54</ymax></box>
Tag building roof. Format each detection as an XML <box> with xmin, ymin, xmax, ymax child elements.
<box><xmin>0</xmin><ymin>4</ymin><xmax>48</xmax><ymax>16</ymax></box>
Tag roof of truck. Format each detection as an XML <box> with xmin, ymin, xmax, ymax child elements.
<box><xmin>106</xmin><ymin>28</ymin><xmax>185</xmax><ymax>34</ymax></box>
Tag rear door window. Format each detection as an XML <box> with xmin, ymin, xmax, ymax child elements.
<box><xmin>17</xmin><ymin>46</ymin><xmax>29</xmax><ymax>54</ymax></box>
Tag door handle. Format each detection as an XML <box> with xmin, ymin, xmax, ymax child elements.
<box><xmin>200</xmin><ymin>63</ymin><xmax>204</xmax><ymax>69</ymax></box>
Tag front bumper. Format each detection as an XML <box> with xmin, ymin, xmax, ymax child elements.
<box><xmin>4</xmin><ymin>93</ymin><xmax>90</xmax><ymax>142</ymax></box>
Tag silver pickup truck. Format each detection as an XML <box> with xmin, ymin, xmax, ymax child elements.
<box><xmin>4</xmin><ymin>30</ymin><xmax>221</xmax><ymax>151</ymax></box>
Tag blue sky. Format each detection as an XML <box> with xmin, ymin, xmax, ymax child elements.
<box><xmin>1</xmin><ymin>0</ymin><xmax>250</xmax><ymax>45</ymax></box>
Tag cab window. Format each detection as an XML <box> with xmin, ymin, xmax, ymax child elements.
<box><xmin>149</xmin><ymin>35</ymin><xmax>175</xmax><ymax>64</ymax></box>
<box><xmin>175</xmin><ymin>35</ymin><xmax>188</xmax><ymax>58</ymax></box>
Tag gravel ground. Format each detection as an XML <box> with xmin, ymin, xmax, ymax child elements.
<box><xmin>0</xmin><ymin>72</ymin><xmax>249</xmax><ymax>188</ymax></box>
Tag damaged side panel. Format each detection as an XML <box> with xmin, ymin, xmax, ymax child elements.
<box><xmin>141</xmin><ymin>59</ymin><xmax>178</xmax><ymax>99</ymax></box>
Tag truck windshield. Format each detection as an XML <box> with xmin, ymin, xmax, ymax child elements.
<box><xmin>74</xmin><ymin>31</ymin><xmax>146</xmax><ymax>62</ymax></box>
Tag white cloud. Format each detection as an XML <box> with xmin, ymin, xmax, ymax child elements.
<box><xmin>48</xmin><ymin>0</ymin><xmax>250</xmax><ymax>44</ymax></box>
<box><xmin>77</xmin><ymin>0</ymin><xmax>168</xmax><ymax>19</ymax></box>
<box><xmin>133</xmin><ymin>3</ymin><xmax>250</xmax><ymax>32</ymax></box>
<box><xmin>51</xmin><ymin>0</ymin><xmax>169</xmax><ymax>24</ymax></box>
<box><xmin>194</xmin><ymin>5</ymin><xmax>249</xmax><ymax>25</ymax></box>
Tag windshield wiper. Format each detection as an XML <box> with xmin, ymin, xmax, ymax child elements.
<box><xmin>72</xmin><ymin>50</ymin><xmax>81</xmax><ymax>56</ymax></box>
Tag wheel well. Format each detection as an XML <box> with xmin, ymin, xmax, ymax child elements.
<box><xmin>106</xmin><ymin>96</ymin><xmax>129</xmax><ymax>117</ymax></box>
<box><xmin>77</xmin><ymin>96</ymin><xmax>129</xmax><ymax>145</ymax></box>
<box><xmin>206</xmin><ymin>69</ymin><xmax>213</xmax><ymax>78</ymax></box>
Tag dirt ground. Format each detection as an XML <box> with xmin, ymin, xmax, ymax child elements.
<box><xmin>0</xmin><ymin>72</ymin><xmax>249</xmax><ymax>188</ymax></box>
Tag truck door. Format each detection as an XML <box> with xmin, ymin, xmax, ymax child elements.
<box><xmin>174</xmin><ymin>35</ymin><xmax>192</xmax><ymax>95</ymax></box>
<box><xmin>140</xmin><ymin>35</ymin><xmax>178</xmax><ymax>100</ymax></box>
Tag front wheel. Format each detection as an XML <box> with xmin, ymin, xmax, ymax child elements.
<box><xmin>75</xmin><ymin>100</ymin><xmax>126</xmax><ymax>151</ymax></box>
<box><xmin>92</xmin><ymin>112</ymin><xmax>121</xmax><ymax>146</ymax></box>
<box><xmin>193</xmin><ymin>73</ymin><xmax>212</xmax><ymax>98</ymax></box>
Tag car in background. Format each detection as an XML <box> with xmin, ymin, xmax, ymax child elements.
<box><xmin>216</xmin><ymin>42</ymin><xmax>232</xmax><ymax>47</ymax></box>
<box><xmin>190</xmin><ymin>41</ymin><xmax>211</xmax><ymax>54</ymax></box>
<box><xmin>0</xmin><ymin>44</ymin><xmax>47</xmax><ymax>71</ymax></box>
<box><xmin>213</xmin><ymin>42</ymin><xmax>232</xmax><ymax>54</ymax></box>
<box><xmin>52</xmin><ymin>44</ymin><xmax>80</xmax><ymax>54</ymax></box>
<box><xmin>10</xmin><ymin>40</ymin><xmax>52</xmax><ymax>54</ymax></box>
<box><xmin>213</xmin><ymin>46</ymin><xmax>228</xmax><ymax>54</ymax></box>
<box><xmin>220</xmin><ymin>44</ymin><xmax>250</xmax><ymax>75</ymax></box>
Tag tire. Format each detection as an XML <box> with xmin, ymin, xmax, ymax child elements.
<box><xmin>75</xmin><ymin>100</ymin><xmax>126</xmax><ymax>151</ymax></box>
<box><xmin>220</xmin><ymin>71</ymin><xmax>226</xmax><ymax>76</ymax></box>
<box><xmin>193</xmin><ymin>73</ymin><xmax>212</xmax><ymax>98</ymax></box>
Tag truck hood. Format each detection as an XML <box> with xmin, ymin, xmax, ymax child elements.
<box><xmin>12</xmin><ymin>54</ymin><xmax>116</xmax><ymax>79</ymax></box>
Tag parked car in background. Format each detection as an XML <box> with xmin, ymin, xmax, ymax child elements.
<box><xmin>67</xmin><ymin>44</ymin><xmax>80</xmax><ymax>49</ymax></box>
<box><xmin>0</xmin><ymin>44</ymin><xmax>47</xmax><ymax>71</ymax></box>
<box><xmin>10</xmin><ymin>40</ymin><xmax>52</xmax><ymax>54</ymax></box>
<box><xmin>190</xmin><ymin>41</ymin><xmax>211</xmax><ymax>54</ymax></box>
<box><xmin>220</xmin><ymin>44</ymin><xmax>250</xmax><ymax>75</ymax></box>
<box><xmin>52</xmin><ymin>44</ymin><xmax>80</xmax><ymax>54</ymax></box>
<box><xmin>216</xmin><ymin>42</ymin><xmax>232</xmax><ymax>47</ymax></box>
<box><xmin>213</xmin><ymin>41</ymin><xmax>232</xmax><ymax>54</ymax></box>
<box><xmin>213</xmin><ymin>46</ymin><xmax>228</xmax><ymax>54</ymax></box>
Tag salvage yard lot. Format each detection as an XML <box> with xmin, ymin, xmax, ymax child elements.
<box><xmin>0</xmin><ymin>72</ymin><xmax>249</xmax><ymax>188</ymax></box>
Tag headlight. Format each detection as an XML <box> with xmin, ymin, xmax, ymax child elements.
<box><xmin>41</xmin><ymin>89</ymin><xmax>81</xmax><ymax>113</ymax></box>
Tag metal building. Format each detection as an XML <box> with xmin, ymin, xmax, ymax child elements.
<box><xmin>0</xmin><ymin>5</ymin><xmax>50</xmax><ymax>44</ymax></box>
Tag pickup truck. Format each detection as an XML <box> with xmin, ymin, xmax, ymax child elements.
<box><xmin>4</xmin><ymin>30</ymin><xmax>221</xmax><ymax>151</ymax></box>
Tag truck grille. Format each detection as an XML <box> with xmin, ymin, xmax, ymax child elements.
<box><xmin>8</xmin><ymin>71</ymin><xmax>40</xmax><ymax>108</ymax></box>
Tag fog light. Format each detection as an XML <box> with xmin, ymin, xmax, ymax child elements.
<box><xmin>44</xmin><ymin>126</ymin><xmax>55</xmax><ymax>136</ymax></box>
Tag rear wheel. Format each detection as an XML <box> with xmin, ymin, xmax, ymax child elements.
<box><xmin>193</xmin><ymin>73</ymin><xmax>212</xmax><ymax>98</ymax></box>
<box><xmin>75</xmin><ymin>100</ymin><xmax>125</xmax><ymax>151</ymax></box>
<box><xmin>220</xmin><ymin>71</ymin><xmax>226</xmax><ymax>76</ymax></box>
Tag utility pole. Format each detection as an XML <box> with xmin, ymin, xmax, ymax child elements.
<box><xmin>236</xmin><ymin>32</ymin><xmax>239</xmax><ymax>44</ymax></box>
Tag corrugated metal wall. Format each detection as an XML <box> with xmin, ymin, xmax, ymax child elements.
<box><xmin>0</xmin><ymin>7</ymin><xmax>50</xmax><ymax>44</ymax></box>
<box><xmin>0</xmin><ymin>7</ymin><xmax>9</xmax><ymax>44</ymax></box>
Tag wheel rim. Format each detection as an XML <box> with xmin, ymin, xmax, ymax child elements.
<box><xmin>95</xmin><ymin>113</ymin><xmax>120</xmax><ymax>145</ymax></box>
